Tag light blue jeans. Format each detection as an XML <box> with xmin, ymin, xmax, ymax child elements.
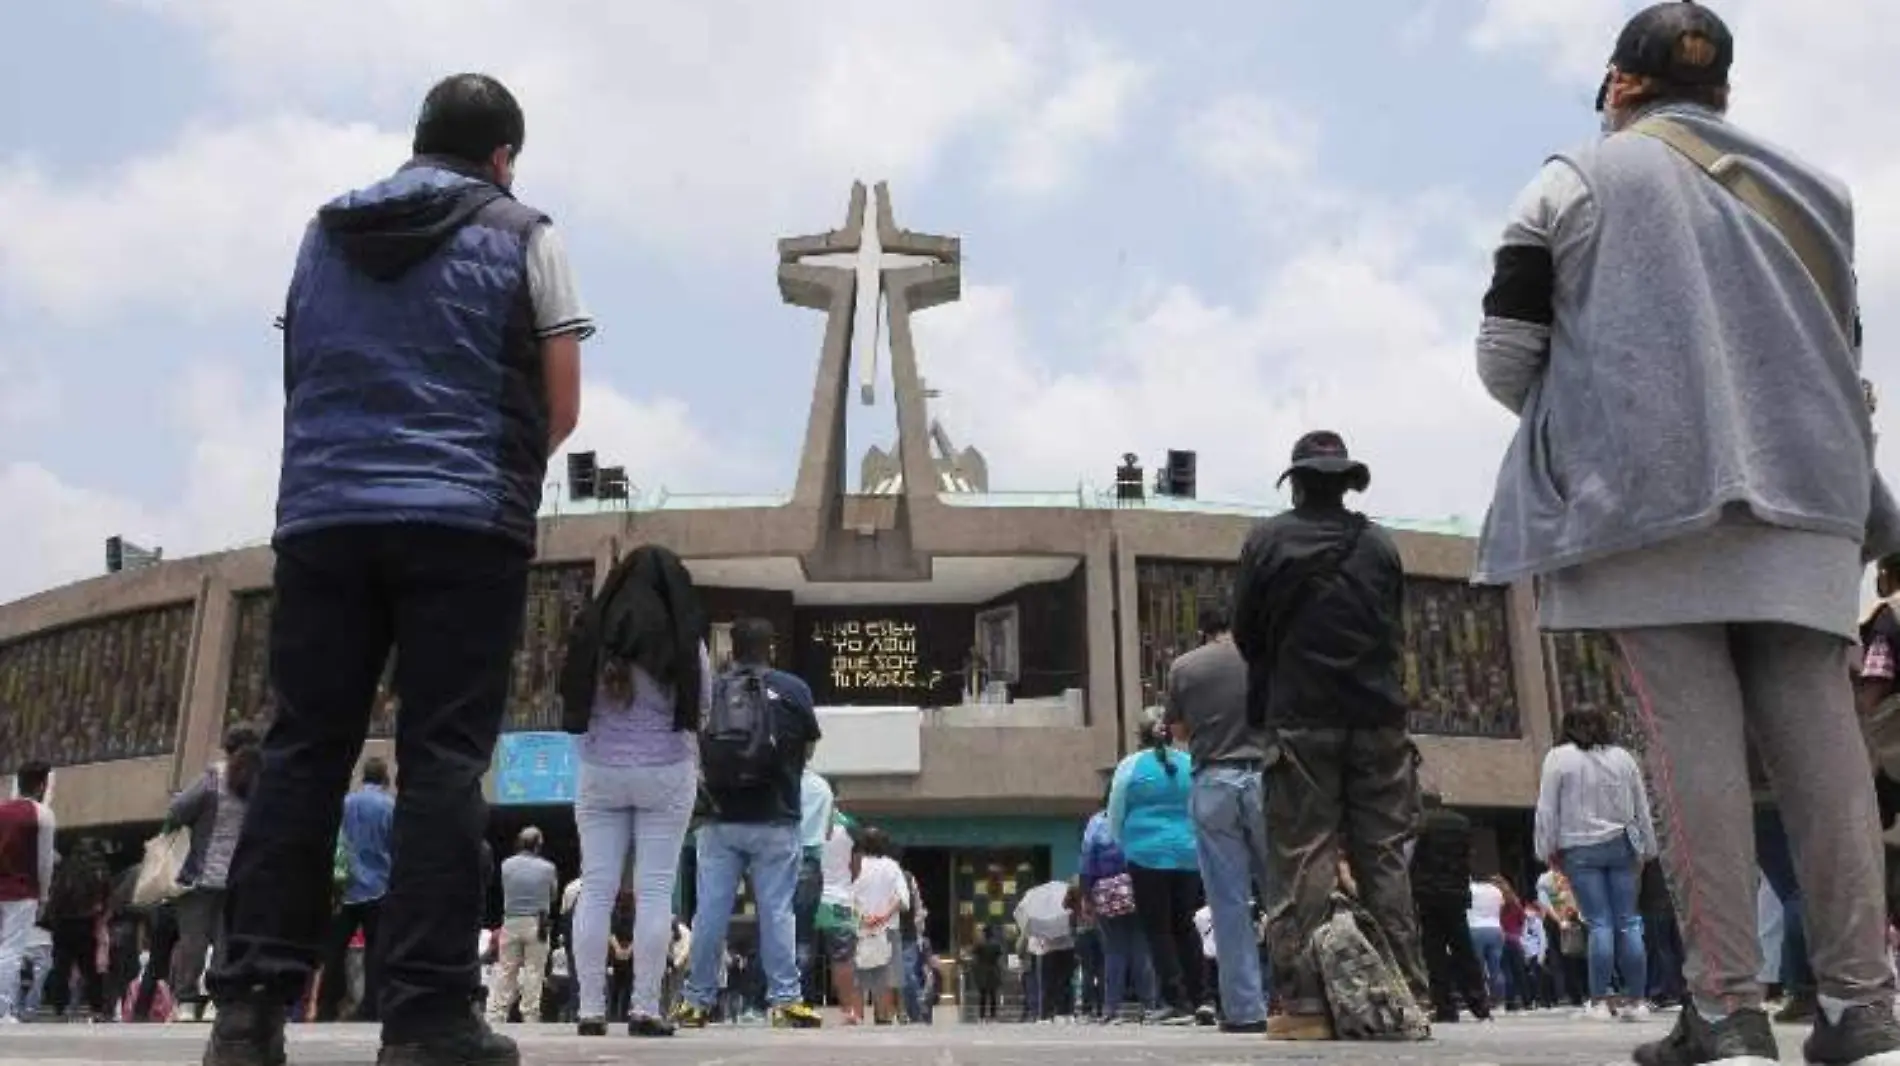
<box><xmin>573</xmin><ymin>758</ymin><xmax>695</xmax><ymax>1021</ymax></box>
<box><xmin>1470</xmin><ymin>925</ymin><xmax>1507</xmax><ymax>1004</ymax></box>
<box><xmin>684</xmin><ymin>821</ymin><xmax>804</xmax><ymax>1009</ymax></box>
<box><xmin>1564</xmin><ymin>835</ymin><xmax>1647</xmax><ymax>1001</ymax></box>
<box><xmin>1191</xmin><ymin>765</ymin><xmax>1270</xmax><ymax>1025</ymax></box>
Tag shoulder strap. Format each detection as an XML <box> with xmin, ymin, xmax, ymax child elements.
<box><xmin>1630</xmin><ymin>117</ymin><xmax>1853</xmax><ymax>340</ymax></box>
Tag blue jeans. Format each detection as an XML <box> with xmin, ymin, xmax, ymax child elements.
<box><xmin>1096</xmin><ymin>913</ymin><xmax>1157</xmax><ymax>1017</ymax></box>
<box><xmin>1564</xmin><ymin>836</ymin><xmax>1647</xmax><ymax>1000</ymax></box>
<box><xmin>901</xmin><ymin>939</ymin><xmax>924</xmax><ymax>1022</ymax></box>
<box><xmin>684</xmin><ymin>821</ymin><xmax>804</xmax><ymax>1009</ymax></box>
<box><xmin>1191</xmin><ymin>766</ymin><xmax>1270</xmax><ymax>1024</ymax></box>
<box><xmin>1470</xmin><ymin>926</ymin><xmax>1507</xmax><ymax>1005</ymax></box>
<box><xmin>573</xmin><ymin>758</ymin><xmax>695</xmax><ymax>1020</ymax></box>
<box><xmin>1754</xmin><ymin>808</ymin><xmax>1815</xmax><ymax>996</ymax></box>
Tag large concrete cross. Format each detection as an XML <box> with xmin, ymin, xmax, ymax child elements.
<box><xmin>779</xmin><ymin>183</ymin><xmax>959</xmax><ymax>405</ymax></box>
<box><xmin>778</xmin><ymin>182</ymin><xmax>961</xmax><ymax>523</ymax></box>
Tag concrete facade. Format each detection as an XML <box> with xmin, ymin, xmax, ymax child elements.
<box><xmin>0</xmin><ymin>182</ymin><xmax>1554</xmax><ymax>834</ymax></box>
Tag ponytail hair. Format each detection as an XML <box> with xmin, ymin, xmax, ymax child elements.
<box><xmin>1147</xmin><ymin>720</ymin><xmax>1178</xmax><ymax>777</ymax></box>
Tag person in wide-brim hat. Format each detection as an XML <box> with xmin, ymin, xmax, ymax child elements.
<box><xmin>1275</xmin><ymin>429</ymin><xmax>1369</xmax><ymax>493</ymax></box>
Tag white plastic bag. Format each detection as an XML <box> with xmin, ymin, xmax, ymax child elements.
<box><xmin>132</xmin><ymin>828</ymin><xmax>189</xmax><ymax>908</ymax></box>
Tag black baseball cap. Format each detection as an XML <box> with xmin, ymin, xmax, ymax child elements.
<box><xmin>1595</xmin><ymin>2</ymin><xmax>1734</xmax><ymax>112</ymax></box>
<box><xmin>1277</xmin><ymin>430</ymin><xmax>1369</xmax><ymax>490</ymax></box>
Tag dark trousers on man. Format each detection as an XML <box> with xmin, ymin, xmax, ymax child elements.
<box><xmin>48</xmin><ymin>918</ymin><xmax>107</xmax><ymax>1018</ymax></box>
<box><xmin>1264</xmin><ymin>727</ymin><xmax>1429</xmax><ymax>1017</ymax></box>
<box><xmin>318</xmin><ymin>900</ymin><xmax>384</xmax><ymax>1021</ymax></box>
<box><xmin>1414</xmin><ymin>899</ymin><xmax>1489</xmax><ymax>1020</ymax></box>
<box><xmin>209</xmin><ymin>525</ymin><xmax>529</xmax><ymax>1042</ymax></box>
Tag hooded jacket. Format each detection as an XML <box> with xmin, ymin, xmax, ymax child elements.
<box><xmin>275</xmin><ymin>157</ymin><xmax>552</xmax><ymax>548</ymax></box>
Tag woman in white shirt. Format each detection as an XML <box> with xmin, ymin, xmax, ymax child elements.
<box><xmin>851</xmin><ymin>828</ymin><xmax>910</xmax><ymax>1025</ymax></box>
<box><xmin>1534</xmin><ymin>709</ymin><xmax>1657</xmax><ymax>1021</ymax></box>
<box><xmin>1466</xmin><ymin>878</ymin><xmax>1508</xmax><ymax>1010</ymax></box>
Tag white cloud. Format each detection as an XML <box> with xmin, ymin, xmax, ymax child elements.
<box><xmin>915</xmin><ymin>230</ymin><xmax>1511</xmax><ymax>530</ymax></box>
<box><xmin>0</xmin><ymin>360</ymin><xmax>738</xmax><ymax>601</ymax></box>
<box><xmin>123</xmin><ymin>0</ymin><xmax>1092</xmax><ymax>258</ymax></box>
<box><xmin>1180</xmin><ymin>93</ymin><xmax>1319</xmax><ymax>186</ymax></box>
<box><xmin>1466</xmin><ymin>0</ymin><xmax>1627</xmax><ymax>84</ymax></box>
<box><xmin>0</xmin><ymin>117</ymin><xmax>406</xmax><ymax>323</ymax></box>
<box><xmin>993</xmin><ymin>39</ymin><xmax>1151</xmax><ymax>195</ymax></box>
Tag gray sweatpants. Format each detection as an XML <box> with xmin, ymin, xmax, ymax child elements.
<box><xmin>1615</xmin><ymin>623</ymin><xmax>1894</xmax><ymax>1017</ymax></box>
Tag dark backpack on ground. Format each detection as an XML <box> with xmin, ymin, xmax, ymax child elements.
<box><xmin>700</xmin><ymin>665</ymin><xmax>779</xmax><ymax>793</ymax></box>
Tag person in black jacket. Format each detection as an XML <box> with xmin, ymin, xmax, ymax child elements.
<box><xmin>1233</xmin><ymin>431</ymin><xmax>1426</xmax><ymax>1041</ymax></box>
<box><xmin>1409</xmin><ymin>793</ymin><xmax>1490</xmax><ymax>1023</ymax></box>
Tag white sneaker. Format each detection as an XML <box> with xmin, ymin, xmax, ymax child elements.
<box><xmin>1575</xmin><ymin>1002</ymin><xmax>1615</xmax><ymax>1022</ymax></box>
<box><xmin>1620</xmin><ymin>1003</ymin><xmax>1652</xmax><ymax>1023</ymax></box>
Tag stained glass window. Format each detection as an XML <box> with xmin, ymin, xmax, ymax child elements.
<box><xmin>0</xmin><ymin>603</ymin><xmax>193</xmax><ymax>766</ymax></box>
<box><xmin>224</xmin><ymin>562</ymin><xmax>596</xmax><ymax>737</ymax></box>
<box><xmin>1133</xmin><ymin>561</ymin><xmax>1521</xmax><ymax>737</ymax></box>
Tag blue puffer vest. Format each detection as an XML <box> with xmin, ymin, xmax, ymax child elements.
<box><xmin>275</xmin><ymin>156</ymin><xmax>551</xmax><ymax>548</ymax></box>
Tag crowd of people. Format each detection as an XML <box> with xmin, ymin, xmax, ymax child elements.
<box><xmin>8</xmin><ymin>4</ymin><xmax>1900</xmax><ymax>1063</ymax></box>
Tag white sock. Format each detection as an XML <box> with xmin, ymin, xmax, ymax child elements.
<box><xmin>1819</xmin><ymin>995</ymin><xmax>1854</xmax><ymax>1026</ymax></box>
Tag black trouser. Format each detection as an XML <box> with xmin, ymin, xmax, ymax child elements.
<box><xmin>105</xmin><ymin>917</ymin><xmax>142</xmax><ymax>1015</ymax></box>
<box><xmin>1038</xmin><ymin>948</ymin><xmax>1077</xmax><ymax>1019</ymax></box>
<box><xmin>1415</xmin><ymin>899</ymin><xmax>1488</xmax><ymax>1019</ymax></box>
<box><xmin>209</xmin><ymin>525</ymin><xmax>530</xmax><ymax>1041</ymax></box>
<box><xmin>48</xmin><ymin>918</ymin><xmax>106</xmax><ymax>1018</ymax></box>
<box><xmin>974</xmin><ymin>982</ymin><xmax>999</xmax><ymax>1020</ymax></box>
<box><xmin>317</xmin><ymin>900</ymin><xmax>384</xmax><ymax>1021</ymax></box>
<box><xmin>1128</xmin><ymin>864</ymin><xmax>1204</xmax><ymax>1013</ymax></box>
<box><xmin>135</xmin><ymin>904</ymin><xmax>178</xmax><ymax>1020</ymax></box>
<box><xmin>1264</xmin><ymin>727</ymin><xmax>1428</xmax><ymax>1017</ymax></box>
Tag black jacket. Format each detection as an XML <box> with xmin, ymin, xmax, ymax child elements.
<box><xmin>1233</xmin><ymin>504</ymin><xmax>1409</xmax><ymax>731</ymax></box>
<box><xmin>1410</xmin><ymin>807</ymin><xmax>1474</xmax><ymax>906</ymax></box>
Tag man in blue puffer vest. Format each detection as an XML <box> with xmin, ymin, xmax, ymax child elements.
<box><xmin>204</xmin><ymin>73</ymin><xmax>590</xmax><ymax>1066</ymax></box>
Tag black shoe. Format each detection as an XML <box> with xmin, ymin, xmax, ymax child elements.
<box><xmin>1803</xmin><ymin>1002</ymin><xmax>1900</xmax><ymax>1066</ymax></box>
<box><xmin>576</xmin><ymin>1018</ymin><xmax>607</xmax><ymax>1037</ymax></box>
<box><xmin>628</xmin><ymin>1013</ymin><xmax>676</xmax><ymax>1038</ymax></box>
<box><xmin>377</xmin><ymin>1017</ymin><xmax>519</xmax><ymax>1066</ymax></box>
<box><xmin>1220</xmin><ymin>1019</ymin><xmax>1267</xmax><ymax>1034</ymax></box>
<box><xmin>1632</xmin><ymin>1004</ymin><xmax>1777</xmax><ymax>1066</ymax></box>
<box><xmin>1195</xmin><ymin>1005</ymin><xmax>1218</xmax><ymax>1026</ymax></box>
<box><xmin>202</xmin><ymin>1000</ymin><xmax>287</xmax><ymax>1066</ymax></box>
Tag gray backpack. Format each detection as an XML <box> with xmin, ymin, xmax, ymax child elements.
<box><xmin>1307</xmin><ymin>893</ymin><xmax>1430</xmax><ymax>1042</ymax></box>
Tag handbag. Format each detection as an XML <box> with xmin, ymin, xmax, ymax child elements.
<box><xmin>131</xmin><ymin>828</ymin><xmax>189</xmax><ymax>909</ymax></box>
<box><xmin>1560</xmin><ymin>921</ymin><xmax>1587</xmax><ymax>958</ymax></box>
<box><xmin>855</xmin><ymin>926</ymin><xmax>893</xmax><ymax>969</ymax></box>
<box><xmin>1089</xmin><ymin>873</ymin><xmax>1136</xmax><ymax>919</ymax></box>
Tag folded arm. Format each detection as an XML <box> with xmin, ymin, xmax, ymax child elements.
<box><xmin>1477</xmin><ymin>159</ymin><xmax>1595</xmax><ymax>414</ymax></box>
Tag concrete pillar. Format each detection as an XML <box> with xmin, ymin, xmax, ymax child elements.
<box><xmin>1111</xmin><ymin>531</ymin><xmax>1141</xmax><ymax>762</ymax></box>
<box><xmin>1083</xmin><ymin>530</ymin><xmax>1116</xmax><ymax>731</ymax></box>
<box><xmin>1505</xmin><ymin>578</ymin><xmax>1555</xmax><ymax>766</ymax></box>
<box><xmin>173</xmin><ymin>576</ymin><xmax>236</xmax><ymax>790</ymax></box>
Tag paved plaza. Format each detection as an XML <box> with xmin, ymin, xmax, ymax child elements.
<box><xmin>0</xmin><ymin>1012</ymin><xmax>1837</xmax><ymax>1066</ymax></box>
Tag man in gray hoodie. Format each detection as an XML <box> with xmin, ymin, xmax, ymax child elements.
<box><xmin>1474</xmin><ymin>4</ymin><xmax>1900</xmax><ymax>1064</ymax></box>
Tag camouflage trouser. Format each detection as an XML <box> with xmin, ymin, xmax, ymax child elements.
<box><xmin>1263</xmin><ymin>726</ymin><xmax>1428</xmax><ymax>1016</ymax></box>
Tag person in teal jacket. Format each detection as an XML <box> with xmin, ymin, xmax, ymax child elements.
<box><xmin>1108</xmin><ymin>717</ymin><xmax>1205</xmax><ymax>1024</ymax></box>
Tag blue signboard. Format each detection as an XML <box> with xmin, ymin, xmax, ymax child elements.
<box><xmin>495</xmin><ymin>732</ymin><xmax>578</xmax><ymax>806</ymax></box>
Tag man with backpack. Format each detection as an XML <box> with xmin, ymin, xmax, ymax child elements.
<box><xmin>1233</xmin><ymin>431</ymin><xmax>1427</xmax><ymax>1042</ymax></box>
<box><xmin>674</xmin><ymin>618</ymin><xmax>825</xmax><ymax>1030</ymax></box>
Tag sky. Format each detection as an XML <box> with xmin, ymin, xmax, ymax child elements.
<box><xmin>2</xmin><ymin>0</ymin><xmax>1899</xmax><ymax>603</ymax></box>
